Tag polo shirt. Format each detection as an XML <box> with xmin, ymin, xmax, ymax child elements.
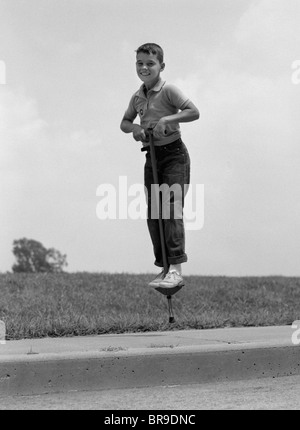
<box><xmin>123</xmin><ymin>78</ymin><xmax>190</xmax><ymax>146</ymax></box>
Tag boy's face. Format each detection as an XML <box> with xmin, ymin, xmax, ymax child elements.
<box><xmin>136</xmin><ymin>52</ymin><xmax>164</xmax><ymax>89</ymax></box>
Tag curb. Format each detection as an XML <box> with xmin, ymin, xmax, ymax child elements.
<box><xmin>0</xmin><ymin>326</ymin><xmax>299</xmax><ymax>395</ymax></box>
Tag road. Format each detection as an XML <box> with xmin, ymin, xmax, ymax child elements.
<box><xmin>1</xmin><ymin>375</ymin><xmax>300</xmax><ymax>410</ymax></box>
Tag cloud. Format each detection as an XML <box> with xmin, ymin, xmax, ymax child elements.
<box><xmin>171</xmin><ymin>15</ymin><xmax>300</xmax><ymax>275</ymax></box>
<box><xmin>0</xmin><ymin>86</ymin><xmax>46</xmax><ymax>143</ymax></box>
<box><xmin>235</xmin><ymin>0</ymin><xmax>300</xmax><ymax>69</ymax></box>
<box><xmin>0</xmin><ymin>86</ymin><xmax>106</xmax><ymax>270</ymax></box>
<box><xmin>63</xmin><ymin>42</ymin><xmax>83</xmax><ymax>56</ymax></box>
<box><xmin>0</xmin><ymin>87</ymin><xmax>48</xmax><ymax>202</ymax></box>
<box><xmin>0</xmin><ymin>84</ymin><xmax>106</xmax><ymax>168</ymax></box>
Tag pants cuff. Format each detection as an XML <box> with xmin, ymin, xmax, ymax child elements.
<box><xmin>154</xmin><ymin>261</ymin><xmax>164</xmax><ymax>268</ymax></box>
<box><xmin>168</xmin><ymin>254</ymin><xmax>188</xmax><ymax>265</ymax></box>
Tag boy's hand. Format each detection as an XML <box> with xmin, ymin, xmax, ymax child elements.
<box><xmin>132</xmin><ymin>124</ymin><xmax>146</xmax><ymax>142</ymax></box>
<box><xmin>153</xmin><ymin>118</ymin><xmax>168</xmax><ymax>138</ymax></box>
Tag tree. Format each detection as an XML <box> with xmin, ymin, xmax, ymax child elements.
<box><xmin>12</xmin><ymin>238</ymin><xmax>67</xmax><ymax>273</ymax></box>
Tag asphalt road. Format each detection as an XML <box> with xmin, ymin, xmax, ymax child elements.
<box><xmin>1</xmin><ymin>375</ymin><xmax>300</xmax><ymax>410</ymax></box>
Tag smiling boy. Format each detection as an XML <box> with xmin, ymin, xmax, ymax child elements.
<box><xmin>120</xmin><ymin>43</ymin><xmax>199</xmax><ymax>289</ymax></box>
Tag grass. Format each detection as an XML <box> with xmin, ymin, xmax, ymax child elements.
<box><xmin>0</xmin><ymin>272</ymin><xmax>300</xmax><ymax>340</ymax></box>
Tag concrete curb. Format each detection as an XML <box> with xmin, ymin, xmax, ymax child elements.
<box><xmin>0</xmin><ymin>325</ymin><xmax>299</xmax><ymax>395</ymax></box>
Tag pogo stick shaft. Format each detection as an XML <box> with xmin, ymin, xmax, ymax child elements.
<box><xmin>148</xmin><ymin>128</ymin><xmax>169</xmax><ymax>276</ymax></box>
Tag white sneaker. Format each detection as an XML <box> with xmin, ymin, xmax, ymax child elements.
<box><xmin>148</xmin><ymin>270</ymin><xmax>165</xmax><ymax>288</ymax></box>
<box><xmin>158</xmin><ymin>270</ymin><xmax>184</xmax><ymax>289</ymax></box>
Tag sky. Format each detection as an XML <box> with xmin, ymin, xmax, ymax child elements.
<box><xmin>1</xmin><ymin>0</ymin><xmax>300</xmax><ymax>276</ymax></box>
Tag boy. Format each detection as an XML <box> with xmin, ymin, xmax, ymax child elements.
<box><xmin>120</xmin><ymin>43</ymin><xmax>199</xmax><ymax>289</ymax></box>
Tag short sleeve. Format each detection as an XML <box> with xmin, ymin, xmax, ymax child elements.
<box><xmin>123</xmin><ymin>93</ymin><xmax>138</xmax><ymax>121</ymax></box>
<box><xmin>164</xmin><ymin>84</ymin><xmax>190</xmax><ymax>110</ymax></box>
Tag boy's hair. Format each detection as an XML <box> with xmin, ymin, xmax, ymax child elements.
<box><xmin>136</xmin><ymin>43</ymin><xmax>164</xmax><ymax>64</ymax></box>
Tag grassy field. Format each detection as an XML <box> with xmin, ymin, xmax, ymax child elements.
<box><xmin>0</xmin><ymin>272</ymin><xmax>300</xmax><ymax>340</ymax></box>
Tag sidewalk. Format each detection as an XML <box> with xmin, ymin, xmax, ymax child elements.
<box><xmin>0</xmin><ymin>325</ymin><xmax>299</xmax><ymax>395</ymax></box>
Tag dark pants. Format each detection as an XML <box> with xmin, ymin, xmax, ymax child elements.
<box><xmin>144</xmin><ymin>138</ymin><xmax>190</xmax><ymax>268</ymax></box>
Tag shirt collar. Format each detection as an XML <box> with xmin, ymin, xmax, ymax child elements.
<box><xmin>138</xmin><ymin>78</ymin><xmax>166</xmax><ymax>98</ymax></box>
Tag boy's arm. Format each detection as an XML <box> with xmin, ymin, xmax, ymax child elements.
<box><xmin>120</xmin><ymin>92</ymin><xmax>146</xmax><ymax>142</ymax></box>
<box><xmin>167</xmin><ymin>100</ymin><xmax>200</xmax><ymax>123</ymax></box>
<box><xmin>154</xmin><ymin>100</ymin><xmax>200</xmax><ymax>136</ymax></box>
<box><xmin>120</xmin><ymin>116</ymin><xmax>147</xmax><ymax>142</ymax></box>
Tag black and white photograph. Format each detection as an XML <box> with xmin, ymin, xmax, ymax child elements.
<box><xmin>1</xmin><ymin>0</ymin><xmax>300</xmax><ymax>411</ymax></box>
